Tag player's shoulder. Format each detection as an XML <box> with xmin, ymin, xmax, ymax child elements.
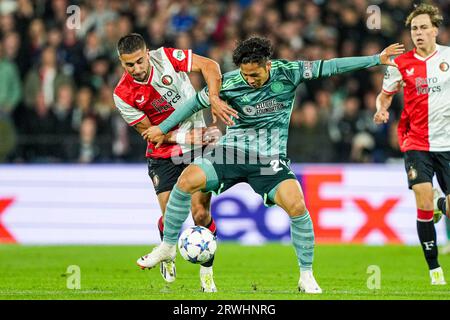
<box><xmin>437</xmin><ymin>44</ymin><xmax>450</xmax><ymax>55</ymax></box>
<box><xmin>221</xmin><ymin>69</ymin><xmax>245</xmax><ymax>90</ymax></box>
<box><xmin>113</xmin><ymin>72</ymin><xmax>133</xmax><ymax>97</ymax></box>
<box><xmin>393</xmin><ymin>50</ymin><xmax>416</xmax><ymax>65</ymax></box>
<box><xmin>270</xmin><ymin>59</ymin><xmax>301</xmax><ymax>70</ymax></box>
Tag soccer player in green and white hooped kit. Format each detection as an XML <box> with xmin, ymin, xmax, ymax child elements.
<box><xmin>138</xmin><ymin>37</ymin><xmax>404</xmax><ymax>293</ymax></box>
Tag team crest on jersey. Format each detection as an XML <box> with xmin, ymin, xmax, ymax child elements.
<box><xmin>173</xmin><ymin>49</ymin><xmax>186</xmax><ymax>61</ymax></box>
<box><xmin>242</xmin><ymin>105</ymin><xmax>256</xmax><ymax>116</ymax></box>
<box><xmin>270</xmin><ymin>81</ymin><xmax>284</xmax><ymax>93</ymax></box>
<box><xmin>407</xmin><ymin>166</ymin><xmax>417</xmax><ymax>181</ymax></box>
<box><xmin>384</xmin><ymin>69</ymin><xmax>390</xmax><ymax>79</ymax></box>
<box><xmin>161</xmin><ymin>75</ymin><xmax>173</xmax><ymax>86</ymax></box>
<box><xmin>439</xmin><ymin>62</ymin><xmax>449</xmax><ymax>72</ymax></box>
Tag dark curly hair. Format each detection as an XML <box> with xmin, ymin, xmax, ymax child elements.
<box><xmin>232</xmin><ymin>37</ymin><xmax>273</xmax><ymax>66</ymax></box>
<box><xmin>117</xmin><ymin>33</ymin><xmax>146</xmax><ymax>55</ymax></box>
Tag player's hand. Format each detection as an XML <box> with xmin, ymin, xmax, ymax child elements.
<box><xmin>379</xmin><ymin>43</ymin><xmax>405</xmax><ymax>67</ymax></box>
<box><xmin>185</xmin><ymin>128</ymin><xmax>206</xmax><ymax>145</ymax></box>
<box><xmin>203</xmin><ymin>126</ymin><xmax>222</xmax><ymax>145</ymax></box>
<box><xmin>142</xmin><ymin>126</ymin><xmax>165</xmax><ymax>148</ymax></box>
<box><xmin>373</xmin><ymin>108</ymin><xmax>390</xmax><ymax>125</ymax></box>
<box><xmin>209</xmin><ymin>95</ymin><xmax>238</xmax><ymax>126</ymax></box>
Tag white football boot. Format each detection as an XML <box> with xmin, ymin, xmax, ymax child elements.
<box><xmin>200</xmin><ymin>266</ymin><xmax>217</xmax><ymax>292</ymax></box>
<box><xmin>298</xmin><ymin>270</ymin><xmax>322</xmax><ymax>294</ymax></box>
<box><xmin>430</xmin><ymin>267</ymin><xmax>446</xmax><ymax>285</ymax></box>
<box><xmin>137</xmin><ymin>242</ymin><xmax>176</xmax><ymax>270</ymax></box>
<box><xmin>433</xmin><ymin>188</ymin><xmax>443</xmax><ymax>223</ymax></box>
<box><xmin>160</xmin><ymin>261</ymin><xmax>176</xmax><ymax>283</ymax></box>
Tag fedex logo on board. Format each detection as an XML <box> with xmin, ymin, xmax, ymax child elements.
<box><xmin>212</xmin><ymin>169</ymin><xmax>404</xmax><ymax>244</ymax></box>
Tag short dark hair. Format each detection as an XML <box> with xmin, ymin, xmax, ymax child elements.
<box><xmin>232</xmin><ymin>37</ymin><xmax>273</xmax><ymax>66</ymax></box>
<box><xmin>117</xmin><ymin>33</ymin><xmax>146</xmax><ymax>56</ymax></box>
<box><xmin>405</xmin><ymin>3</ymin><xmax>443</xmax><ymax>28</ymax></box>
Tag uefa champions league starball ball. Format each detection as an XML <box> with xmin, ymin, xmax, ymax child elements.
<box><xmin>178</xmin><ymin>226</ymin><xmax>217</xmax><ymax>264</ymax></box>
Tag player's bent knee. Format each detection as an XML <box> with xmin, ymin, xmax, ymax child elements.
<box><xmin>191</xmin><ymin>205</ymin><xmax>210</xmax><ymax>225</ymax></box>
<box><xmin>177</xmin><ymin>169</ymin><xmax>205</xmax><ymax>193</ymax></box>
<box><xmin>285</xmin><ymin>200</ymin><xmax>307</xmax><ymax>217</ymax></box>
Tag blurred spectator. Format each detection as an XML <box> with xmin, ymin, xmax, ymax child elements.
<box><xmin>0</xmin><ymin>40</ymin><xmax>21</xmax><ymax>161</ymax></box>
<box><xmin>288</xmin><ymin>102</ymin><xmax>334</xmax><ymax>163</ymax></box>
<box><xmin>24</xmin><ymin>45</ymin><xmax>74</xmax><ymax>109</ymax></box>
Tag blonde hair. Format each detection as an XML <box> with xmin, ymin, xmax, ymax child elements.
<box><xmin>405</xmin><ymin>3</ymin><xmax>443</xmax><ymax>28</ymax></box>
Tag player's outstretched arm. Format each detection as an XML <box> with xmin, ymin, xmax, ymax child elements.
<box><xmin>319</xmin><ymin>43</ymin><xmax>404</xmax><ymax>77</ymax></box>
<box><xmin>141</xmin><ymin>95</ymin><xmax>206</xmax><ymax>144</ymax></box>
<box><xmin>192</xmin><ymin>54</ymin><xmax>238</xmax><ymax>125</ymax></box>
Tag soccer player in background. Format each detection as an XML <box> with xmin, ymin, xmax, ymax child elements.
<box><xmin>374</xmin><ymin>4</ymin><xmax>450</xmax><ymax>285</ymax></box>
<box><xmin>138</xmin><ymin>37</ymin><xmax>403</xmax><ymax>293</ymax></box>
<box><xmin>113</xmin><ymin>33</ymin><xmax>236</xmax><ymax>292</ymax></box>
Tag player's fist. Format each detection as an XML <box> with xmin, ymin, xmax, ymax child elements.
<box><xmin>373</xmin><ymin>108</ymin><xmax>390</xmax><ymax>125</ymax></box>
<box><xmin>142</xmin><ymin>126</ymin><xmax>164</xmax><ymax>146</ymax></box>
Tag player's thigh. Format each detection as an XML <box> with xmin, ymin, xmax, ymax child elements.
<box><xmin>434</xmin><ymin>151</ymin><xmax>450</xmax><ymax>196</ymax></box>
<box><xmin>148</xmin><ymin>157</ymin><xmax>186</xmax><ymax>208</ymax></box>
<box><xmin>273</xmin><ymin>179</ymin><xmax>307</xmax><ymax>218</ymax></box>
<box><xmin>411</xmin><ymin>182</ymin><xmax>434</xmax><ymax>210</ymax></box>
<box><xmin>247</xmin><ymin>156</ymin><xmax>297</xmax><ymax>208</ymax></box>
<box><xmin>176</xmin><ymin>164</ymin><xmax>209</xmax><ymax>193</ymax></box>
<box><xmin>404</xmin><ymin>150</ymin><xmax>434</xmax><ymax>188</ymax></box>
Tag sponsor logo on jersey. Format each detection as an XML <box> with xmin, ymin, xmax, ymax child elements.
<box><xmin>406</xmin><ymin>68</ymin><xmax>415</xmax><ymax>76</ymax></box>
<box><xmin>242</xmin><ymin>99</ymin><xmax>285</xmax><ymax>116</ymax></box>
<box><xmin>136</xmin><ymin>95</ymin><xmax>145</xmax><ymax>104</ymax></box>
<box><xmin>270</xmin><ymin>81</ymin><xmax>284</xmax><ymax>93</ymax></box>
<box><xmin>173</xmin><ymin>49</ymin><xmax>186</xmax><ymax>61</ymax></box>
<box><xmin>440</xmin><ymin>62</ymin><xmax>449</xmax><ymax>72</ymax></box>
<box><xmin>161</xmin><ymin>75</ymin><xmax>173</xmax><ymax>86</ymax></box>
<box><xmin>384</xmin><ymin>69</ymin><xmax>390</xmax><ymax>79</ymax></box>
<box><xmin>415</xmin><ymin>77</ymin><xmax>441</xmax><ymax>94</ymax></box>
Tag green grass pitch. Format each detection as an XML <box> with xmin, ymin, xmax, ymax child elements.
<box><xmin>0</xmin><ymin>243</ymin><xmax>449</xmax><ymax>300</ymax></box>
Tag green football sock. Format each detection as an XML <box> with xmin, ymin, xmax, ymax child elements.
<box><xmin>163</xmin><ymin>185</ymin><xmax>192</xmax><ymax>245</ymax></box>
<box><xmin>290</xmin><ymin>211</ymin><xmax>315</xmax><ymax>272</ymax></box>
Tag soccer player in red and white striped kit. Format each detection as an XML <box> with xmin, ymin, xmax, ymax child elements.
<box><xmin>113</xmin><ymin>33</ymin><xmax>236</xmax><ymax>292</ymax></box>
<box><xmin>374</xmin><ymin>4</ymin><xmax>450</xmax><ymax>285</ymax></box>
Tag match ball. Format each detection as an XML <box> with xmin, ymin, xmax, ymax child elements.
<box><xmin>178</xmin><ymin>226</ymin><xmax>217</xmax><ymax>264</ymax></box>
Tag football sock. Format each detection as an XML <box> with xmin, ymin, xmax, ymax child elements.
<box><xmin>163</xmin><ymin>185</ymin><xmax>192</xmax><ymax>245</ymax></box>
<box><xmin>201</xmin><ymin>218</ymin><xmax>216</xmax><ymax>268</ymax></box>
<box><xmin>158</xmin><ymin>216</ymin><xmax>164</xmax><ymax>241</ymax></box>
<box><xmin>290</xmin><ymin>211</ymin><xmax>315</xmax><ymax>272</ymax></box>
<box><xmin>417</xmin><ymin>209</ymin><xmax>439</xmax><ymax>270</ymax></box>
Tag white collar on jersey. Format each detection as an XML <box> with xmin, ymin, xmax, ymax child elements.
<box><xmin>413</xmin><ymin>45</ymin><xmax>440</xmax><ymax>61</ymax></box>
<box><xmin>133</xmin><ymin>52</ymin><xmax>154</xmax><ymax>85</ymax></box>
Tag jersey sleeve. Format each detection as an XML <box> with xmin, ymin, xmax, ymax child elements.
<box><xmin>163</xmin><ymin>47</ymin><xmax>193</xmax><ymax>72</ymax></box>
<box><xmin>196</xmin><ymin>86</ymin><xmax>211</xmax><ymax>108</ymax></box>
<box><xmin>281</xmin><ymin>60</ymin><xmax>323</xmax><ymax>87</ymax></box>
<box><xmin>113</xmin><ymin>93</ymin><xmax>146</xmax><ymax>126</ymax></box>
<box><xmin>382</xmin><ymin>66</ymin><xmax>403</xmax><ymax>95</ymax></box>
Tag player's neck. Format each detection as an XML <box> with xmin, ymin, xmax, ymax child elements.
<box><xmin>415</xmin><ymin>43</ymin><xmax>437</xmax><ymax>58</ymax></box>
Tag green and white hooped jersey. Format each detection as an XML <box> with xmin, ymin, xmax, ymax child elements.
<box><xmin>197</xmin><ymin>59</ymin><xmax>324</xmax><ymax>157</ymax></box>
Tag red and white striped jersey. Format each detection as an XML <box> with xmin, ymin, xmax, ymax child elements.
<box><xmin>113</xmin><ymin>47</ymin><xmax>205</xmax><ymax>159</ymax></box>
<box><xmin>383</xmin><ymin>45</ymin><xmax>450</xmax><ymax>152</ymax></box>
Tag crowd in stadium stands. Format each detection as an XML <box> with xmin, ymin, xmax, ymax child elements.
<box><xmin>0</xmin><ymin>0</ymin><xmax>449</xmax><ymax>164</ymax></box>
